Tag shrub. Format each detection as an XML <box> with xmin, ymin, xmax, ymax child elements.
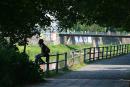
<box><xmin>0</xmin><ymin>48</ymin><xmax>44</xmax><ymax>87</ymax></box>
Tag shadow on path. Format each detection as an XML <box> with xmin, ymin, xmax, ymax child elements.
<box><xmin>27</xmin><ymin>54</ymin><xmax>130</xmax><ymax>87</ymax></box>
<box><xmin>57</xmin><ymin>54</ymin><xmax>130</xmax><ymax>80</ymax></box>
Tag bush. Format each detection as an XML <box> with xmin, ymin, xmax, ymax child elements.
<box><xmin>0</xmin><ymin>48</ymin><xmax>44</xmax><ymax>87</ymax></box>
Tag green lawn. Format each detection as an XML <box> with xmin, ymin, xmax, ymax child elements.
<box><xmin>18</xmin><ymin>44</ymin><xmax>92</xmax><ymax>61</ymax></box>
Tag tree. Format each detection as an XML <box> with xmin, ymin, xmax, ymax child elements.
<box><xmin>1</xmin><ymin>0</ymin><xmax>130</xmax><ymax>49</ymax></box>
<box><xmin>71</xmin><ymin>23</ymin><xmax>106</xmax><ymax>32</ymax></box>
<box><xmin>71</xmin><ymin>0</ymin><xmax>130</xmax><ymax>31</ymax></box>
<box><xmin>55</xmin><ymin>0</ymin><xmax>130</xmax><ymax>32</ymax></box>
<box><xmin>48</xmin><ymin>0</ymin><xmax>130</xmax><ymax>32</ymax></box>
<box><xmin>0</xmin><ymin>0</ymin><xmax>79</xmax><ymax>45</ymax></box>
<box><xmin>0</xmin><ymin>0</ymin><xmax>52</xmax><ymax>51</ymax></box>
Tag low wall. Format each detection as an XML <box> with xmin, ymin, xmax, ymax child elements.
<box><xmin>27</xmin><ymin>32</ymin><xmax>130</xmax><ymax>46</ymax></box>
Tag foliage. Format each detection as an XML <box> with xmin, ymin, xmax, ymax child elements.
<box><xmin>0</xmin><ymin>48</ymin><xmax>43</xmax><ymax>87</ymax></box>
<box><xmin>0</xmin><ymin>0</ymin><xmax>52</xmax><ymax>45</ymax></box>
<box><xmin>70</xmin><ymin>0</ymin><xmax>130</xmax><ymax>30</ymax></box>
<box><xmin>52</xmin><ymin>0</ymin><xmax>130</xmax><ymax>31</ymax></box>
<box><xmin>1</xmin><ymin>0</ymin><xmax>130</xmax><ymax>47</ymax></box>
<box><xmin>71</xmin><ymin>23</ymin><xmax>106</xmax><ymax>32</ymax></box>
<box><xmin>0</xmin><ymin>0</ymin><xmax>89</xmax><ymax>43</ymax></box>
<box><xmin>62</xmin><ymin>0</ymin><xmax>129</xmax><ymax>32</ymax></box>
<box><xmin>44</xmin><ymin>0</ymin><xmax>130</xmax><ymax>32</ymax></box>
<box><xmin>0</xmin><ymin>36</ymin><xmax>9</xmax><ymax>48</ymax></box>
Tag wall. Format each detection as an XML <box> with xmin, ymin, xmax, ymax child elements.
<box><xmin>27</xmin><ymin>32</ymin><xmax>130</xmax><ymax>46</ymax></box>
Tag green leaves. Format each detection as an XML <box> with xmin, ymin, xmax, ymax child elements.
<box><xmin>1</xmin><ymin>0</ymin><xmax>130</xmax><ymax>46</ymax></box>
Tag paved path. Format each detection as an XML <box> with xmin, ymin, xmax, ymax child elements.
<box><xmin>27</xmin><ymin>54</ymin><xmax>130</xmax><ymax>87</ymax></box>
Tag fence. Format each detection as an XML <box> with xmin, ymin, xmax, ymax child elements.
<box><xmin>42</xmin><ymin>44</ymin><xmax>130</xmax><ymax>76</ymax></box>
<box><xmin>84</xmin><ymin>44</ymin><xmax>129</xmax><ymax>62</ymax></box>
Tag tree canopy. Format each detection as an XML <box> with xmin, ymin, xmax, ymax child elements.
<box><xmin>0</xmin><ymin>0</ymin><xmax>130</xmax><ymax>46</ymax></box>
<box><xmin>0</xmin><ymin>0</ymin><xmax>54</xmax><ymax>46</ymax></box>
<box><xmin>69</xmin><ymin>0</ymin><xmax>130</xmax><ymax>30</ymax></box>
<box><xmin>50</xmin><ymin>0</ymin><xmax>130</xmax><ymax>31</ymax></box>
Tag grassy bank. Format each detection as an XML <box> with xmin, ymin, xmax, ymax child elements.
<box><xmin>18</xmin><ymin>44</ymin><xmax>92</xmax><ymax>60</ymax></box>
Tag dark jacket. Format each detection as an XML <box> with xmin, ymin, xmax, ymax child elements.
<box><xmin>41</xmin><ymin>43</ymin><xmax>50</xmax><ymax>55</ymax></box>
